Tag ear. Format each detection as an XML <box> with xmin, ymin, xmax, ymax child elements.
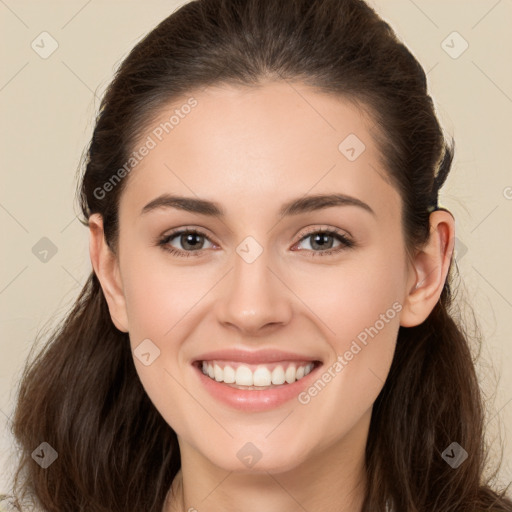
<box><xmin>400</xmin><ymin>209</ymin><xmax>455</xmax><ymax>327</ymax></box>
<box><xmin>89</xmin><ymin>213</ymin><xmax>129</xmax><ymax>332</ymax></box>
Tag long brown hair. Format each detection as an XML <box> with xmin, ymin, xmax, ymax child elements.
<box><xmin>9</xmin><ymin>0</ymin><xmax>512</xmax><ymax>510</ymax></box>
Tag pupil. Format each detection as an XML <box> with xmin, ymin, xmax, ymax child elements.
<box><xmin>183</xmin><ymin>233</ymin><xmax>202</xmax><ymax>250</ymax></box>
<box><xmin>312</xmin><ymin>233</ymin><xmax>333</xmax><ymax>250</ymax></box>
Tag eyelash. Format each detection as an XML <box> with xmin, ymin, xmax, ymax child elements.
<box><xmin>156</xmin><ymin>226</ymin><xmax>355</xmax><ymax>258</ymax></box>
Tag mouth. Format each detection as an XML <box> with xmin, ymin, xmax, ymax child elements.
<box><xmin>192</xmin><ymin>359</ymin><xmax>323</xmax><ymax>390</ymax></box>
<box><xmin>190</xmin><ymin>348</ymin><xmax>324</xmax><ymax>411</ymax></box>
<box><xmin>192</xmin><ymin>349</ymin><xmax>323</xmax><ymax>413</ymax></box>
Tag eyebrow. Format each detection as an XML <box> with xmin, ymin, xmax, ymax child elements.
<box><xmin>140</xmin><ymin>193</ymin><xmax>376</xmax><ymax>218</ymax></box>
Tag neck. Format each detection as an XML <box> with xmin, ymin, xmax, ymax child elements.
<box><xmin>164</xmin><ymin>410</ymin><xmax>370</xmax><ymax>512</ymax></box>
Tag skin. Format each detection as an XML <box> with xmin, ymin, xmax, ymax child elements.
<box><xmin>89</xmin><ymin>80</ymin><xmax>455</xmax><ymax>512</ymax></box>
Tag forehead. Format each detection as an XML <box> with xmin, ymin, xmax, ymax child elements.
<box><xmin>119</xmin><ymin>80</ymin><xmax>400</xmax><ymax>225</ymax></box>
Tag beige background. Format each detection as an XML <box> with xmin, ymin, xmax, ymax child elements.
<box><xmin>1</xmin><ymin>0</ymin><xmax>511</xmax><ymax>494</ymax></box>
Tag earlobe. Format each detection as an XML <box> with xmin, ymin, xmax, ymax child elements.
<box><xmin>400</xmin><ymin>210</ymin><xmax>455</xmax><ymax>327</ymax></box>
<box><xmin>88</xmin><ymin>214</ymin><xmax>129</xmax><ymax>332</ymax></box>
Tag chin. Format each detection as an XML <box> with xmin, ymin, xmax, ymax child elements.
<box><xmin>201</xmin><ymin>442</ymin><xmax>312</xmax><ymax>475</ymax></box>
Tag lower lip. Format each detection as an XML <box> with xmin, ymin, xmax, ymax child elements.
<box><xmin>192</xmin><ymin>362</ymin><xmax>322</xmax><ymax>412</ymax></box>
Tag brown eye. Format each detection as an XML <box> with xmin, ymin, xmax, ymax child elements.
<box><xmin>294</xmin><ymin>229</ymin><xmax>355</xmax><ymax>257</ymax></box>
<box><xmin>158</xmin><ymin>229</ymin><xmax>214</xmax><ymax>257</ymax></box>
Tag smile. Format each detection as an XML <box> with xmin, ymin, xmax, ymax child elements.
<box><xmin>192</xmin><ymin>354</ymin><xmax>323</xmax><ymax>411</ymax></box>
<box><xmin>199</xmin><ymin>360</ymin><xmax>316</xmax><ymax>388</ymax></box>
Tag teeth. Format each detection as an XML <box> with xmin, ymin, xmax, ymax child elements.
<box><xmin>253</xmin><ymin>366</ymin><xmax>271</xmax><ymax>386</ymax></box>
<box><xmin>214</xmin><ymin>363</ymin><xmax>223</xmax><ymax>382</ymax></box>
<box><xmin>235</xmin><ymin>366</ymin><xmax>253</xmax><ymax>386</ymax></box>
<box><xmin>223</xmin><ymin>365</ymin><xmax>236</xmax><ymax>384</ymax></box>
<box><xmin>200</xmin><ymin>361</ymin><xmax>315</xmax><ymax>387</ymax></box>
<box><xmin>285</xmin><ymin>365</ymin><xmax>296</xmax><ymax>384</ymax></box>
<box><xmin>271</xmin><ymin>366</ymin><xmax>286</xmax><ymax>385</ymax></box>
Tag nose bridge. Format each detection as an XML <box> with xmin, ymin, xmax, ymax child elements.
<box><xmin>215</xmin><ymin>234</ymin><xmax>292</xmax><ymax>333</ymax></box>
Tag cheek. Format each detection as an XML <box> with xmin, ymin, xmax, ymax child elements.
<box><xmin>121</xmin><ymin>252</ymin><xmax>204</xmax><ymax>339</ymax></box>
<box><xmin>120</xmin><ymin>253</ymin><xmax>199</xmax><ymax>429</ymax></box>
<box><xmin>293</xmin><ymin>246</ymin><xmax>405</xmax><ymax>403</ymax></box>
<box><xmin>295</xmin><ymin>243</ymin><xmax>405</xmax><ymax>343</ymax></box>
<box><xmin>268</xmin><ymin>256</ymin><xmax>404</xmax><ymax>458</ymax></box>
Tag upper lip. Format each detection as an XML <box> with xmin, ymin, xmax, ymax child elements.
<box><xmin>193</xmin><ymin>349</ymin><xmax>322</xmax><ymax>365</ymax></box>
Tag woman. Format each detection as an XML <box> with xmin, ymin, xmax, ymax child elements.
<box><xmin>5</xmin><ymin>0</ymin><xmax>512</xmax><ymax>510</ymax></box>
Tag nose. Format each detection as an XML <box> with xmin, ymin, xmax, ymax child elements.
<box><xmin>214</xmin><ymin>247</ymin><xmax>293</xmax><ymax>336</ymax></box>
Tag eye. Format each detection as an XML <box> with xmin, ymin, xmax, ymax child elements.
<box><xmin>157</xmin><ymin>228</ymin><xmax>215</xmax><ymax>258</ymax></box>
<box><xmin>156</xmin><ymin>226</ymin><xmax>355</xmax><ymax>258</ymax></box>
<box><xmin>293</xmin><ymin>227</ymin><xmax>355</xmax><ymax>257</ymax></box>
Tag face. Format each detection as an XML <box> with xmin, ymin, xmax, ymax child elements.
<box><xmin>100</xmin><ymin>80</ymin><xmax>418</xmax><ymax>474</ymax></box>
